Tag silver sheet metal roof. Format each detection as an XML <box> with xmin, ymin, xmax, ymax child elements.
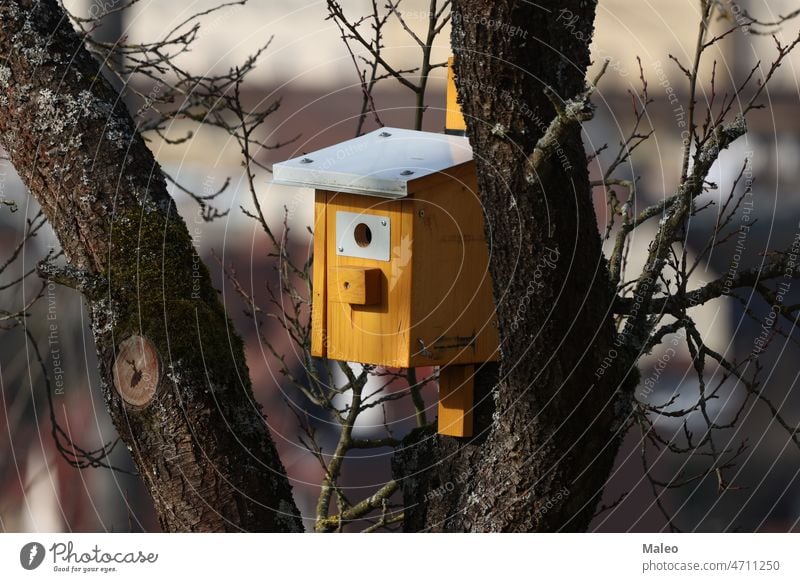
<box><xmin>271</xmin><ymin>127</ymin><xmax>472</xmax><ymax>198</ymax></box>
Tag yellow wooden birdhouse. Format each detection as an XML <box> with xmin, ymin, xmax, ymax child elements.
<box><xmin>273</xmin><ymin>127</ymin><xmax>497</xmax><ymax>437</ymax></box>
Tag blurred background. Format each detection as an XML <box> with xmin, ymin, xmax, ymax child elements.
<box><xmin>1</xmin><ymin>0</ymin><xmax>800</xmax><ymax>532</ymax></box>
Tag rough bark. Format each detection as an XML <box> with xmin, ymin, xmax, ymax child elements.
<box><xmin>0</xmin><ymin>0</ymin><xmax>301</xmax><ymax>531</ymax></box>
<box><xmin>393</xmin><ymin>0</ymin><xmax>636</xmax><ymax>531</ymax></box>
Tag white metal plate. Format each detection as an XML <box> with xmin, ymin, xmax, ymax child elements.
<box><xmin>272</xmin><ymin>127</ymin><xmax>472</xmax><ymax>198</ymax></box>
<box><xmin>336</xmin><ymin>211</ymin><xmax>391</xmax><ymax>262</ymax></box>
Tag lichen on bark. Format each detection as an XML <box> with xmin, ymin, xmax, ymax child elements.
<box><xmin>0</xmin><ymin>0</ymin><xmax>302</xmax><ymax>532</ymax></box>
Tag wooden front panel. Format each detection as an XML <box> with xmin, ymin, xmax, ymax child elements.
<box><xmin>408</xmin><ymin>164</ymin><xmax>499</xmax><ymax>367</ymax></box>
<box><xmin>324</xmin><ymin>193</ymin><xmax>413</xmax><ymax>368</ymax></box>
<box><xmin>310</xmin><ymin>191</ymin><xmax>328</xmax><ymax>357</ymax></box>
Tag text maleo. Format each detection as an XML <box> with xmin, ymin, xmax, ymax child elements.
<box><xmin>643</xmin><ymin>543</ymin><xmax>678</xmax><ymax>554</ymax></box>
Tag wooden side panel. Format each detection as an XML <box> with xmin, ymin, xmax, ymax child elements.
<box><xmin>409</xmin><ymin>161</ymin><xmax>499</xmax><ymax>367</ymax></box>
<box><xmin>325</xmin><ymin>194</ymin><xmax>413</xmax><ymax>367</ymax></box>
<box><xmin>438</xmin><ymin>364</ymin><xmax>474</xmax><ymax>437</ymax></box>
<box><xmin>310</xmin><ymin>191</ymin><xmax>328</xmax><ymax>358</ymax></box>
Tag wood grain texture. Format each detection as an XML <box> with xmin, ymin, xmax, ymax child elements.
<box><xmin>408</xmin><ymin>161</ymin><xmax>499</xmax><ymax>367</ymax></box>
<box><xmin>311</xmin><ymin>191</ymin><xmax>328</xmax><ymax>357</ymax></box>
<box><xmin>112</xmin><ymin>335</ymin><xmax>161</xmax><ymax>408</ymax></box>
<box><xmin>324</xmin><ymin>193</ymin><xmax>413</xmax><ymax>367</ymax></box>
<box><xmin>315</xmin><ymin>162</ymin><xmax>498</xmax><ymax>368</ymax></box>
<box><xmin>437</xmin><ymin>364</ymin><xmax>474</xmax><ymax>437</ymax></box>
<box><xmin>329</xmin><ymin>266</ymin><xmax>382</xmax><ymax>305</ymax></box>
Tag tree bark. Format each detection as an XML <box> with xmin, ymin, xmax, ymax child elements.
<box><xmin>393</xmin><ymin>0</ymin><xmax>636</xmax><ymax>532</ymax></box>
<box><xmin>0</xmin><ymin>0</ymin><xmax>301</xmax><ymax>532</ymax></box>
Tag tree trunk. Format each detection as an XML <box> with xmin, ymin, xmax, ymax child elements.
<box><xmin>393</xmin><ymin>0</ymin><xmax>636</xmax><ymax>532</ymax></box>
<box><xmin>0</xmin><ymin>0</ymin><xmax>301</xmax><ymax>532</ymax></box>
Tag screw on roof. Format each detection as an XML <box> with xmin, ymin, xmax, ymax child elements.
<box><xmin>300</xmin><ymin>157</ymin><xmax>314</xmax><ymax>164</ymax></box>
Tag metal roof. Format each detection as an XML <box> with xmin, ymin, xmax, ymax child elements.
<box><xmin>271</xmin><ymin>127</ymin><xmax>472</xmax><ymax>198</ymax></box>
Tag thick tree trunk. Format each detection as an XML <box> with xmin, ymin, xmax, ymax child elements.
<box><xmin>0</xmin><ymin>0</ymin><xmax>301</xmax><ymax>531</ymax></box>
<box><xmin>394</xmin><ymin>0</ymin><xmax>636</xmax><ymax>531</ymax></box>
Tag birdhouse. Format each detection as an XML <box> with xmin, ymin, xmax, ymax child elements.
<box><xmin>273</xmin><ymin>127</ymin><xmax>497</xmax><ymax>437</ymax></box>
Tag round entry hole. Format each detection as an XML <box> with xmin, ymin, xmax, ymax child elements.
<box><xmin>354</xmin><ymin>223</ymin><xmax>372</xmax><ymax>247</ymax></box>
